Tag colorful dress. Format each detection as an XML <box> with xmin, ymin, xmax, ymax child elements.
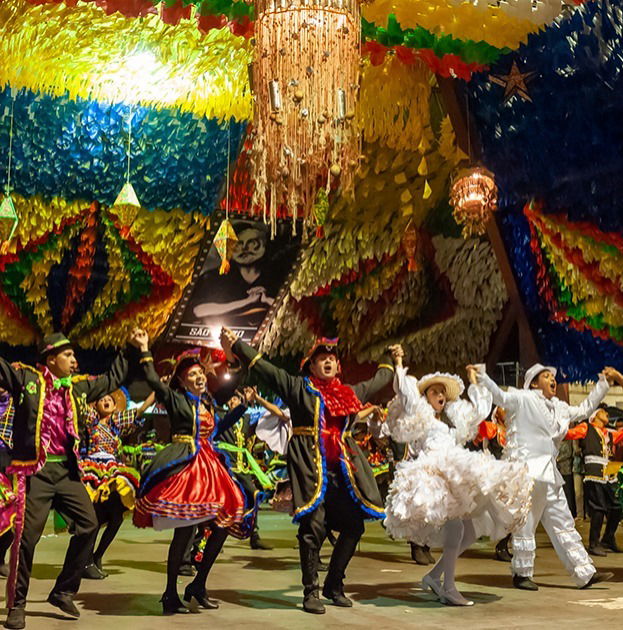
<box><xmin>384</xmin><ymin>367</ymin><xmax>534</xmax><ymax>545</ymax></box>
<box><xmin>133</xmin><ymin>354</ymin><xmax>256</xmax><ymax>538</ymax></box>
<box><xmin>80</xmin><ymin>408</ymin><xmax>142</xmax><ymax>510</ymax></box>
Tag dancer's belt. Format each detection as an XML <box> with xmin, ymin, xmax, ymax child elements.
<box><xmin>46</xmin><ymin>455</ymin><xmax>68</xmax><ymax>463</ymax></box>
<box><xmin>585</xmin><ymin>455</ymin><xmax>608</xmax><ymax>466</ymax></box>
<box><xmin>171</xmin><ymin>434</ymin><xmax>195</xmax><ymax>445</ymax></box>
<box><xmin>292</xmin><ymin>427</ymin><xmax>352</xmax><ymax>438</ymax></box>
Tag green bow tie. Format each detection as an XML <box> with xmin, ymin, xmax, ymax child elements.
<box><xmin>52</xmin><ymin>376</ymin><xmax>72</xmax><ymax>390</ymax></box>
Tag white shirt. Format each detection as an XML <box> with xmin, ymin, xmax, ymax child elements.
<box><xmin>476</xmin><ymin>373</ymin><xmax>609</xmax><ymax>486</ymax></box>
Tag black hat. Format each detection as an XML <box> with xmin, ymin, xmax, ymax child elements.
<box><xmin>38</xmin><ymin>333</ymin><xmax>73</xmax><ymax>359</ymax></box>
<box><xmin>300</xmin><ymin>337</ymin><xmax>339</xmax><ymax>374</ymax></box>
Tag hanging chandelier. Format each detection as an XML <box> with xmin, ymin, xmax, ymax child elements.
<box><xmin>449</xmin><ymin>165</ymin><xmax>498</xmax><ymax>239</ymax></box>
<box><xmin>250</xmin><ymin>0</ymin><xmax>362</xmax><ymax>232</ymax></box>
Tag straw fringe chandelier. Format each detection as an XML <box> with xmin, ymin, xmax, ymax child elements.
<box><xmin>251</xmin><ymin>0</ymin><xmax>362</xmax><ymax>233</ymax></box>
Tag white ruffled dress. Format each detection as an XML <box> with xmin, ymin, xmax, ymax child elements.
<box><xmin>384</xmin><ymin>367</ymin><xmax>533</xmax><ymax>545</ymax></box>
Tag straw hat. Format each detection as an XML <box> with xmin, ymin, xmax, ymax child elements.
<box><xmin>523</xmin><ymin>363</ymin><xmax>557</xmax><ymax>389</ymax></box>
<box><xmin>417</xmin><ymin>372</ymin><xmax>464</xmax><ymax>401</ymax></box>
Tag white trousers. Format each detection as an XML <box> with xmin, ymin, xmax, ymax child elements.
<box><xmin>511</xmin><ymin>480</ymin><xmax>595</xmax><ymax>586</ymax></box>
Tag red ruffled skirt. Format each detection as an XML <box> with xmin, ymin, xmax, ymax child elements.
<box><xmin>133</xmin><ymin>438</ymin><xmax>245</xmax><ymax>531</ymax></box>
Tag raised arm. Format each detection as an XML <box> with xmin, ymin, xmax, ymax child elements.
<box><xmin>77</xmin><ymin>351</ymin><xmax>130</xmax><ymax>403</ymax></box>
<box><xmin>567</xmin><ymin>371</ymin><xmax>610</xmax><ymax>424</ymax></box>
<box><xmin>248</xmin><ymin>387</ymin><xmax>289</xmax><ymax>422</ymax></box>
<box><xmin>351</xmin><ymin>344</ymin><xmax>402</xmax><ymax>403</ymax></box>
<box><xmin>470</xmin><ymin>365</ymin><xmax>521</xmax><ymax>413</ymax></box>
<box><xmin>0</xmin><ymin>357</ymin><xmax>24</xmax><ymax>393</ymax></box>
<box><xmin>221</xmin><ymin>327</ymin><xmax>299</xmax><ymax>403</ymax></box>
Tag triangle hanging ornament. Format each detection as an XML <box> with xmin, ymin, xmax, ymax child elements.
<box><xmin>112</xmin><ymin>182</ymin><xmax>141</xmax><ymax>226</ymax></box>
<box><xmin>0</xmin><ymin>193</ymin><xmax>19</xmax><ymax>244</ymax></box>
<box><xmin>214</xmin><ymin>218</ymin><xmax>238</xmax><ymax>275</ymax></box>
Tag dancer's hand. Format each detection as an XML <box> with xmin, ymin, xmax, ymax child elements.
<box><xmin>243</xmin><ymin>386</ymin><xmax>257</xmax><ymax>404</ymax></box>
<box><xmin>466</xmin><ymin>365</ymin><xmax>479</xmax><ymax>385</ymax></box>
<box><xmin>603</xmin><ymin>366</ymin><xmax>623</xmax><ymax>386</ymax></box>
<box><xmin>220</xmin><ymin>327</ymin><xmax>238</xmax><ymax>361</ymax></box>
<box><xmin>130</xmin><ymin>327</ymin><xmax>149</xmax><ymax>352</ymax></box>
<box><xmin>388</xmin><ymin>344</ymin><xmax>404</xmax><ymax>368</ymax></box>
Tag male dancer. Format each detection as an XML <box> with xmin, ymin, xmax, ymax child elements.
<box><xmin>566</xmin><ymin>406</ymin><xmax>623</xmax><ymax>556</ymax></box>
<box><xmin>0</xmin><ymin>333</ymin><xmax>130</xmax><ymax>629</ymax></box>
<box><xmin>473</xmin><ymin>362</ymin><xmax>620</xmax><ymax>590</ymax></box>
<box><xmin>221</xmin><ymin>327</ymin><xmax>402</xmax><ymax>614</ymax></box>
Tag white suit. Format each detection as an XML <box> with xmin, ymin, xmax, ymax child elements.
<box><xmin>477</xmin><ymin>371</ymin><xmax>609</xmax><ymax>586</ymax></box>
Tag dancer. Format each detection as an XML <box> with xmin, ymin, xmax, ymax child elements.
<box><xmin>1</xmin><ymin>333</ymin><xmax>131</xmax><ymax>630</ymax></box>
<box><xmin>0</xmin><ymin>387</ymin><xmax>16</xmax><ymax>577</ymax></box>
<box><xmin>383</xmin><ymin>362</ymin><xmax>533</xmax><ymax>606</ymax></box>
<box><xmin>216</xmin><ymin>388</ymin><xmax>273</xmax><ymax>550</ymax></box>
<box><xmin>565</xmin><ymin>407</ymin><xmax>623</xmax><ymax>556</ymax></box>
<box><xmin>81</xmin><ymin>389</ymin><xmax>155</xmax><ymax>579</ymax></box>
<box><xmin>130</xmin><ymin>329</ymin><xmax>256</xmax><ymax>615</ymax></box>
<box><xmin>474</xmin><ymin>362</ymin><xmax>620</xmax><ymax>590</ymax></box>
<box><xmin>221</xmin><ymin>327</ymin><xmax>402</xmax><ymax>614</ymax></box>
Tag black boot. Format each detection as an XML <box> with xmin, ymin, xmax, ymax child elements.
<box><xmin>160</xmin><ymin>593</ymin><xmax>190</xmax><ymax>615</ymax></box>
<box><xmin>495</xmin><ymin>535</ymin><xmax>513</xmax><ymax>562</ymax></box>
<box><xmin>299</xmin><ymin>544</ymin><xmax>325</xmax><ymax>614</ymax></box>
<box><xmin>588</xmin><ymin>511</ymin><xmax>607</xmax><ymax>556</ymax></box>
<box><xmin>250</xmin><ymin>530</ymin><xmax>273</xmax><ymax>550</ymax></box>
<box><xmin>183</xmin><ymin>583</ymin><xmax>219</xmax><ymax>610</ymax></box>
<box><xmin>423</xmin><ymin>545</ymin><xmax>435</xmax><ymax>564</ymax></box>
<box><xmin>410</xmin><ymin>543</ymin><xmax>429</xmax><ymax>565</ymax></box>
<box><xmin>601</xmin><ymin>510</ymin><xmax>621</xmax><ymax>552</ymax></box>
<box><xmin>4</xmin><ymin>609</ymin><xmax>25</xmax><ymax>630</ymax></box>
<box><xmin>322</xmin><ymin>533</ymin><xmax>358</xmax><ymax>608</ymax></box>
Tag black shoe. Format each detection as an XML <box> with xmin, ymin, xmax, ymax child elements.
<box><xmin>601</xmin><ymin>538</ymin><xmax>621</xmax><ymax>553</ymax></box>
<box><xmin>495</xmin><ymin>546</ymin><xmax>513</xmax><ymax>563</ymax></box>
<box><xmin>423</xmin><ymin>546</ymin><xmax>435</xmax><ymax>564</ymax></box>
<box><xmin>83</xmin><ymin>563</ymin><xmax>107</xmax><ymax>580</ymax></box>
<box><xmin>302</xmin><ymin>589</ymin><xmax>325</xmax><ymax>614</ymax></box>
<box><xmin>94</xmin><ymin>558</ymin><xmax>109</xmax><ymax>577</ymax></box>
<box><xmin>178</xmin><ymin>564</ymin><xmax>196</xmax><ymax>577</ymax></box>
<box><xmin>160</xmin><ymin>593</ymin><xmax>190</xmax><ymax>615</ymax></box>
<box><xmin>250</xmin><ymin>534</ymin><xmax>273</xmax><ymax>551</ymax></box>
<box><xmin>0</xmin><ymin>563</ymin><xmax>9</xmax><ymax>578</ymax></box>
<box><xmin>318</xmin><ymin>561</ymin><xmax>329</xmax><ymax>572</ymax></box>
<box><xmin>322</xmin><ymin>584</ymin><xmax>353</xmax><ymax>607</ymax></box>
<box><xmin>183</xmin><ymin>584</ymin><xmax>219</xmax><ymax>610</ymax></box>
<box><xmin>47</xmin><ymin>592</ymin><xmax>80</xmax><ymax>618</ymax></box>
<box><xmin>410</xmin><ymin>543</ymin><xmax>429</xmax><ymax>565</ymax></box>
<box><xmin>588</xmin><ymin>545</ymin><xmax>608</xmax><ymax>557</ymax></box>
<box><xmin>512</xmin><ymin>575</ymin><xmax>538</xmax><ymax>591</ymax></box>
<box><xmin>581</xmin><ymin>571</ymin><xmax>614</xmax><ymax>589</ymax></box>
<box><xmin>4</xmin><ymin>608</ymin><xmax>25</xmax><ymax>630</ymax></box>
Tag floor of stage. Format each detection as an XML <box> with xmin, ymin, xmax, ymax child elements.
<box><xmin>3</xmin><ymin>510</ymin><xmax>622</xmax><ymax>629</ymax></box>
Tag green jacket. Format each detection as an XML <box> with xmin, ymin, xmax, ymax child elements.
<box><xmin>233</xmin><ymin>339</ymin><xmax>394</xmax><ymax>522</ymax></box>
<box><xmin>0</xmin><ymin>353</ymin><xmax>130</xmax><ymax>471</ymax></box>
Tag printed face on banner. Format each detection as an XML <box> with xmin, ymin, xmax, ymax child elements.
<box><xmin>169</xmin><ymin>216</ymin><xmax>301</xmax><ymax>345</ymax></box>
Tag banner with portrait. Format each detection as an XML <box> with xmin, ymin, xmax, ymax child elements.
<box><xmin>166</xmin><ymin>212</ymin><xmax>302</xmax><ymax>346</ymax></box>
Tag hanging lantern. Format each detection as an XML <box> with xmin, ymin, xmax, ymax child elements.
<box><xmin>251</xmin><ymin>0</ymin><xmax>362</xmax><ymax>229</ymax></box>
<box><xmin>0</xmin><ymin>193</ymin><xmax>18</xmax><ymax>254</ymax></box>
<box><xmin>112</xmin><ymin>181</ymin><xmax>141</xmax><ymax>226</ymax></box>
<box><xmin>213</xmin><ymin>218</ymin><xmax>238</xmax><ymax>275</ymax></box>
<box><xmin>449</xmin><ymin>166</ymin><xmax>498</xmax><ymax>239</ymax></box>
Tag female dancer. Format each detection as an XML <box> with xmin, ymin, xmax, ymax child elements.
<box><xmin>129</xmin><ymin>329</ymin><xmax>256</xmax><ymax>614</ymax></box>
<box><xmin>384</xmin><ymin>362</ymin><xmax>533</xmax><ymax>606</ymax></box>
<box><xmin>81</xmin><ymin>389</ymin><xmax>155</xmax><ymax>579</ymax></box>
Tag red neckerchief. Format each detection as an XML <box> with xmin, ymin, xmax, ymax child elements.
<box><xmin>309</xmin><ymin>376</ymin><xmax>363</xmax><ymax>417</ymax></box>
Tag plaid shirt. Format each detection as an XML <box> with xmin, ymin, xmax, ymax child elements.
<box><xmin>86</xmin><ymin>408</ymin><xmax>142</xmax><ymax>458</ymax></box>
<box><xmin>0</xmin><ymin>398</ymin><xmax>13</xmax><ymax>449</ymax></box>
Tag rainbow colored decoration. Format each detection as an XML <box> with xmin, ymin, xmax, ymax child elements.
<box><xmin>7</xmin><ymin>0</ymin><xmax>588</xmax><ymax>84</ymax></box>
<box><xmin>469</xmin><ymin>0</ymin><xmax>623</xmax><ymax>380</ymax></box>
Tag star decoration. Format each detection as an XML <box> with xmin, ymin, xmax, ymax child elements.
<box><xmin>202</xmin><ymin>354</ymin><xmax>223</xmax><ymax>377</ymax></box>
<box><xmin>490</xmin><ymin>61</ymin><xmax>536</xmax><ymax>104</ymax></box>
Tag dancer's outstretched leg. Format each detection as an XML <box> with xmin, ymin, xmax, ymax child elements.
<box><xmin>422</xmin><ymin>519</ymin><xmax>463</xmax><ymax>599</ymax></box>
<box><xmin>162</xmin><ymin>526</ymin><xmax>194</xmax><ymax>615</ymax></box>
<box><xmin>442</xmin><ymin>519</ymin><xmax>475</xmax><ymax>606</ymax></box>
<box><xmin>184</xmin><ymin>525</ymin><xmax>228</xmax><ymax>610</ymax></box>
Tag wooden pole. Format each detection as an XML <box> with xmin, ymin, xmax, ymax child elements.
<box><xmin>437</xmin><ymin>77</ymin><xmax>540</xmax><ymax>367</ymax></box>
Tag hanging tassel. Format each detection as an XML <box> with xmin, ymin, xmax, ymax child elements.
<box><xmin>213</xmin><ymin>218</ymin><xmax>238</xmax><ymax>275</ymax></box>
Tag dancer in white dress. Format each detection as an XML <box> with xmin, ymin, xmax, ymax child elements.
<box><xmin>383</xmin><ymin>362</ymin><xmax>534</xmax><ymax>606</ymax></box>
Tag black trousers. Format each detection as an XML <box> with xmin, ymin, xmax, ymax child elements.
<box><xmin>14</xmin><ymin>461</ymin><xmax>98</xmax><ymax>608</ymax></box>
<box><xmin>562</xmin><ymin>473</ymin><xmax>577</xmax><ymax>518</ymax></box>
<box><xmin>584</xmin><ymin>480</ymin><xmax>622</xmax><ymax>546</ymax></box>
<box><xmin>297</xmin><ymin>470</ymin><xmax>365</xmax><ymax>593</ymax></box>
